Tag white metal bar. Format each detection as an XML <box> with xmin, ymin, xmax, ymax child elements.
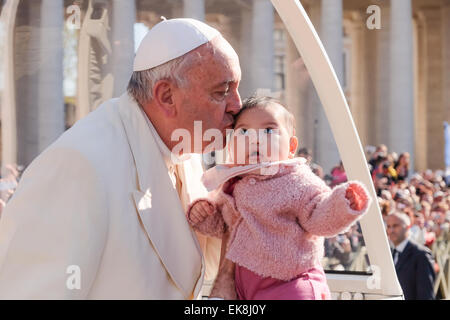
<box><xmin>271</xmin><ymin>0</ymin><xmax>403</xmax><ymax>297</ymax></box>
<box><xmin>0</xmin><ymin>0</ymin><xmax>20</xmax><ymax>169</ymax></box>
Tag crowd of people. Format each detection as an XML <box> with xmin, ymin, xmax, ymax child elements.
<box><xmin>298</xmin><ymin>145</ymin><xmax>450</xmax><ymax>277</ymax></box>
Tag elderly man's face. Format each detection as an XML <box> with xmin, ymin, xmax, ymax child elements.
<box><xmin>174</xmin><ymin>36</ymin><xmax>242</xmax><ymax>153</ymax></box>
<box><xmin>386</xmin><ymin>215</ymin><xmax>408</xmax><ymax>246</ymax></box>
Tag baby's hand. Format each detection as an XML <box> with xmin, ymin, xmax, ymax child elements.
<box><xmin>189</xmin><ymin>200</ymin><xmax>216</xmax><ymax>224</ymax></box>
<box><xmin>345</xmin><ymin>183</ymin><xmax>368</xmax><ymax>211</ymax></box>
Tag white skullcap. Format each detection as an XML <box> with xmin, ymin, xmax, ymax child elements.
<box><xmin>133</xmin><ymin>18</ymin><xmax>221</xmax><ymax>72</ymax></box>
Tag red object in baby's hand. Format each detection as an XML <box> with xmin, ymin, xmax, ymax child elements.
<box><xmin>345</xmin><ymin>183</ymin><xmax>368</xmax><ymax>211</ymax></box>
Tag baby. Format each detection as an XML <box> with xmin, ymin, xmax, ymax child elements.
<box><xmin>187</xmin><ymin>96</ymin><xmax>372</xmax><ymax>300</ymax></box>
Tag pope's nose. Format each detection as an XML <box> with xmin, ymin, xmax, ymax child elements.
<box><xmin>225</xmin><ymin>91</ymin><xmax>242</xmax><ymax>115</ymax></box>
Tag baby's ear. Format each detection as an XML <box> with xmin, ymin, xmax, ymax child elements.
<box><xmin>289</xmin><ymin>136</ymin><xmax>299</xmax><ymax>157</ymax></box>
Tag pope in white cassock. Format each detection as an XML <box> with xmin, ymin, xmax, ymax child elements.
<box><xmin>0</xmin><ymin>18</ymin><xmax>242</xmax><ymax>299</ymax></box>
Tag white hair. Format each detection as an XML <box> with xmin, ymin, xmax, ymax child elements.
<box><xmin>390</xmin><ymin>211</ymin><xmax>411</xmax><ymax>227</ymax></box>
<box><xmin>127</xmin><ymin>41</ymin><xmax>215</xmax><ymax>106</ymax></box>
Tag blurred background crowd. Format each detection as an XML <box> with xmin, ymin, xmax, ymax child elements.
<box><xmin>298</xmin><ymin>145</ymin><xmax>449</xmax><ymax>296</ymax></box>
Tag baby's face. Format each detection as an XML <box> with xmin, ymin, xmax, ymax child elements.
<box><xmin>229</xmin><ymin>103</ymin><xmax>297</xmax><ymax>165</ymax></box>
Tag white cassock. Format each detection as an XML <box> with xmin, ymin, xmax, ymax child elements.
<box><xmin>0</xmin><ymin>93</ymin><xmax>221</xmax><ymax>299</ymax></box>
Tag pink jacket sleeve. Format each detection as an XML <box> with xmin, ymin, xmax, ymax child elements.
<box><xmin>186</xmin><ymin>192</ymin><xmax>226</xmax><ymax>239</ymax></box>
<box><xmin>297</xmin><ymin>168</ymin><xmax>372</xmax><ymax>237</ymax></box>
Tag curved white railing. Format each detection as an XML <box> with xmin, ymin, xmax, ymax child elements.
<box><xmin>271</xmin><ymin>0</ymin><xmax>403</xmax><ymax>298</ymax></box>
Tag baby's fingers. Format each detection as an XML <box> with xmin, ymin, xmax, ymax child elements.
<box><xmin>345</xmin><ymin>188</ymin><xmax>355</xmax><ymax>199</ymax></box>
<box><xmin>190</xmin><ymin>207</ymin><xmax>203</xmax><ymax>224</ymax></box>
<box><xmin>346</xmin><ymin>183</ymin><xmax>368</xmax><ymax>211</ymax></box>
<box><xmin>189</xmin><ymin>201</ymin><xmax>215</xmax><ymax>225</ymax></box>
<box><xmin>200</xmin><ymin>201</ymin><xmax>215</xmax><ymax>216</ymax></box>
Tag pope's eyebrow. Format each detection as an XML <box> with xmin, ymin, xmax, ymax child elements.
<box><xmin>212</xmin><ymin>77</ymin><xmax>240</xmax><ymax>89</ymax></box>
<box><xmin>211</xmin><ymin>81</ymin><xmax>232</xmax><ymax>89</ymax></box>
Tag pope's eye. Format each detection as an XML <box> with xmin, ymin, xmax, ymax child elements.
<box><xmin>264</xmin><ymin>128</ymin><xmax>274</xmax><ymax>134</ymax></box>
<box><xmin>214</xmin><ymin>87</ymin><xmax>230</xmax><ymax>100</ymax></box>
<box><xmin>238</xmin><ymin>128</ymin><xmax>248</xmax><ymax>135</ymax></box>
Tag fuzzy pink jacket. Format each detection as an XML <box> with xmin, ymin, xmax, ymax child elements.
<box><xmin>187</xmin><ymin>158</ymin><xmax>372</xmax><ymax>281</ymax></box>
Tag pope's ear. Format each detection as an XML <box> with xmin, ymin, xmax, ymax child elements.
<box><xmin>152</xmin><ymin>79</ymin><xmax>177</xmax><ymax>118</ymax></box>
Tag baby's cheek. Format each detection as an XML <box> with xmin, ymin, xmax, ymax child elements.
<box><xmin>231</xmin><ymin>137</ymin><xmax>250</xmax><ymax>164</ymax></box>
<box><xmin>279</xmin><ymin>135</ymin><xmax>293</xmax><ymax>160</ymax></box>
<box><xmin>261</xmin><ymin>134</ymin><xmax>291</xmax><ymax>161</ymax></box>
<box><xmin>260</xmin><ymin>135</ymin><xmax>279</xmax><ymax>161</ymax></box>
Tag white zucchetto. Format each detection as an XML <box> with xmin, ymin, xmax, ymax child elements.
<box><xmin>133</xmin><ymin>18</ymin><xmax>221</xmax><ymax>72</ymax></box>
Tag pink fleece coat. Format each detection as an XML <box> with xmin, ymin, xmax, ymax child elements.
<box><xmin>187</xmin><ymin>158</ymin><xmax>372</xmax><ymax>281</ymax></box>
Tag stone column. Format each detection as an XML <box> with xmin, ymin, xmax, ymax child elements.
<box><xmin>413</xmin><ymin>13</ymin><xmax>427</xmax><ymax>172</ymax></box>
<box><xmin>238</xmin><ymin>6</ymin><xmax>252</xmax><ymax>99</ymax></box>
<box><xmin>250</xmin><ymin>0</ymin><xmax>274</xmax><ymax>93</ymax></box>
<box><xmin>15</xmin><ymin>0</ymin><xmax>40</xmax><ymax>165</ymax></box>
<box><xmin>419</xmin><ymin>8</ymin><xmax>444</xmax><ymax>171</ymax></box>
<box><xmin>363</xmin><ymin>16</ymin><xmax>379</xmax><ymax>149</ymax></box>
<box><xmin>306</xmin><ymin>1</ymin><xmax>321</xmax><ymax>157</ymax></box>
<box><xmin>390</xmin><ymin>0</ymin><xmax>414</xmax><ymax>173</ymax></box>
<box><xmin>443</xmin><ymin>1</ymin><xmax>450</xmax><ymax>123</ymax></box>
<box><xmin>346</xmin><ymin>13</ymin><xmax>369</xmax><ymax>147</ymax></box>
<box><xmin>112</xmin><ymin>0</ymin><xmax>136</xmax><ymax>96</ymax></box>
<box><xmin>172</xmin><ymin>0</ymin><xmax>183</xmax><ymax>19</ymax></box>
<box><xmin>183</xmin><ymin>0</ymin><xmax>205</xmax><ymax>21</ymax></box>
<box><xmin>285</xmin><ymin>34</ymin><xmax>313</xmax><ymax>154</ymax></box>
<box><xmin>315</xmin><ymin>0</ymin><xmax>343</xmax><ymax>173</ymax></box>
<box><xmin>38</xmin><ymin>0</ymin><xmax>65</xmax><ymax>153</ymax></box>
<box><xmin>375</xmin><ymin>4</ymin><xmax>391</xmax><ymax>148</ymax></box>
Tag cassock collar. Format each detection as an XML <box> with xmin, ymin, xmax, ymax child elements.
<box><xmin>141</xmin><ymin>110</ymin><xmax>191</xmax><ymax>169</ymax></box>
